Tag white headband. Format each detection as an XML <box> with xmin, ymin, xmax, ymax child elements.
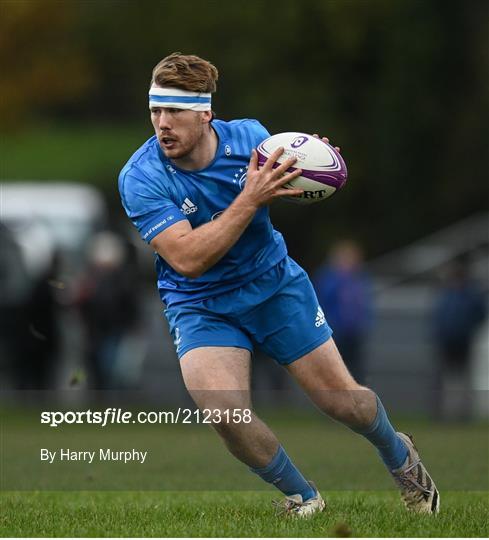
<box><xmin>149</xmin><ymin>86</ymin><xmax>212</xmax><ymax>111</ymax></box>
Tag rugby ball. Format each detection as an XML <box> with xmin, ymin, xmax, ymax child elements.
<box><xmin>256</xmin><ymin>132</ymin><xmax>347</xmax><ymax>204</ymax></box>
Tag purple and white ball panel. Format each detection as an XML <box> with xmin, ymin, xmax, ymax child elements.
<box><xmin>256</xmin><ymin>132</ymin><xmax>348</xmax><ymax>204</ymax></box>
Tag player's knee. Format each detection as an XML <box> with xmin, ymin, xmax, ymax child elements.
<box><xmin>325</xmin><ymin>400</ymin><xmax>357</xmax><ymax>424</ymax></box>
<box><xmin>350</xmin><ymin>386</ymin><xmax>377</xmax><ymax>426</ymax></box>
<box><xmin>319</xmin><ymin>386</ymin><xmax>375</xmax><ymax>427</ymax></box>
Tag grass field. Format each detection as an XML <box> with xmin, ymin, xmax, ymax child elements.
<box><xmin>1</xmin><ymin>490</ymin><xmax>488</xmax><ymax>537</ymax></box>
<box><xmin>1</xmin><ymin>407</ymin><xmax>488</xmax><ymax>536</ymax></box>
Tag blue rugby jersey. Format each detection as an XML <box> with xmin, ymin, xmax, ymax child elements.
<box><xmin>119</xmin><ymin>118</ymin><xmax>287</xmax><ymax>306</ymax></box>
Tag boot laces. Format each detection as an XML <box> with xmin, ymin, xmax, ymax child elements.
<box><xmin>395</xmin><ymin>459</ymin><xmax>432</xmax><ymax>506</ymax></box>
<box><xmin>272</xmin><ymin>496</ymin><xmax>304</xmax><ymax>516</ymax></box>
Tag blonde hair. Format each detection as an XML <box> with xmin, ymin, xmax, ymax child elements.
<box><xmin>151</xmin><ymin>52</ymin><xmax>218</xmax><ymax>93</ymax></box>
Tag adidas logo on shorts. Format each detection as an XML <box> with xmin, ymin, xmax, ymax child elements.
<box><xmin>315</xmin><ymin>306</ymin><xmax>326</xmax><ymax>327</ymax></box>
<box><xmin>181</xmin><ymin>197</ymin><xmax>198</xmax><ymax>215</ymax></box>
<box><xmin>174</xmin><ymin>327</ymin><xmax>182</xmax><ymax>352</ymax></box>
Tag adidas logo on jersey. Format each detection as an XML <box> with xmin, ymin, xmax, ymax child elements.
<box><xmin>315</xmin><ymin>306</ymin><xmax>326</xmax><ymax>328</ymax></box>
<box><xmin>181</xmin><ymin>197</ymin><xmax>198</xmax><ymax>215</ymax></box>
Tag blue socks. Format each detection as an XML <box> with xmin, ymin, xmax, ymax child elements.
<box><xmin>354</xmin><ymin>395</ymin><xmax>408</xmax><ymax>470</ymax></box>
<box><xmin>251</xmin><ymin>446</ymin><xmax>316</xmax><ymax>502</ymax></box>
<box><xmin>251</xmin><ymin>396</ymin><xmax>406</xmax><ymax>498</ymax></box>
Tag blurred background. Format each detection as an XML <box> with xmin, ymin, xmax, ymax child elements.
<box><xmin>1</xmin><ymin>0</ymin><xmax>488</xmax><ymax>420</ymax></box>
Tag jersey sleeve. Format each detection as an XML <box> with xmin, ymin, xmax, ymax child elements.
<box><xmin>119</xmin><ymin>170</ymin><xmax>187</xmax><ymax>244</ymax></box>
<box><xmin>248</xmin><ymin>119</ymin><xmax>271</xmax><ymax>146</ymax></box>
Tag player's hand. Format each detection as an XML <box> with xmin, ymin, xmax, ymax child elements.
<box><xmin>312</xmin><ymin>133</ymin><xmax>341</xmax><ymax>154</ymax></box>
<box><xmin>241</xmin><ymin>147</ymin><xmax>303</xmax><ymax>207</ymax></box>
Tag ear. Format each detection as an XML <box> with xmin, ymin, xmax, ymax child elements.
<box><xmin>201</xmin><ymin>110</ymin><xmax>213</xmax><ymax>124</ymax></box>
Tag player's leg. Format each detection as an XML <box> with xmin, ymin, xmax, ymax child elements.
<box><xmin>180</xmin><ymin>346</ymin><xmax>320</xmax><ymax>509</ymax></box>
<box><xmin>180</xmin><ymin>345</ymin><xmax>276</xmax><ymax>467</ymax></box>
<box><xmin>247</xmin><ymin>256</ymin><xmax>439</xmax><ymax>513</ymax></box>
<box><xmin>286</xmin><ymin>339</ymin><xmax>440</xmax><ymax>513</ymax></box>
<box><xmin>285</xmin><ymin>338</ymin><xmax>407</xmax><ymax>468</ymax></box>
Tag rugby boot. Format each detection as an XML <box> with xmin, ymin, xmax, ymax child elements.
<box><xmin>273</xmin><ymin>481</ymin><xmax>325</xmax><ymax>518</ymax></box>
<box><xmin>391</xmin><ymin>432</ymin><xmax>440</xmax><ymax>514</ymax></box>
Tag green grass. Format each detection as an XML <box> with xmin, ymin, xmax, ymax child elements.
<box><xmin>1</xmin><ymin>490</ymin><xmax>488</xmax><ymax>537</ymax></box>
<box><xmin>1</xmin><ymin>408</ymin><xmax>488</xmax><ymax>536</ymax></box>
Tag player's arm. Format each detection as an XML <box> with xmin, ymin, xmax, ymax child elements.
<box><xmin>150</xmin><ymin>148</ymin><xmax>303</xmax><ymax>279</ymax></box>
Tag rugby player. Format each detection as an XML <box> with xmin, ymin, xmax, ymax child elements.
<box><xmin>119</xmin><ymin>52</ymin><xmax>439</xmax><ymax>517</ymax></box>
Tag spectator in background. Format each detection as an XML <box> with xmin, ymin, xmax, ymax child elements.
<box><xmin>432</xmin><ymin>256</ymin><xmax>487</xmax><ymax>420</ymax></box>
<box><xmin>17</xmin><ymin>250</ymin><xmax>62</xmax><ymax>389</ymax></box>
<box><xmin>76</xmin><ymin>231</ymin><xmax>141</xmax><ymax>389</ymax></box>
<box><xmin>314</xmin><ymin>240</ymin><xmax>373</xmax><ymax>384</ymax></box>
<box><xmin>0</xmin><ymin>222</ymin><xmax>61</xmax><ymax>390</ymax></box>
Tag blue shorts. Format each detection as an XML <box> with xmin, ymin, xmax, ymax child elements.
<box><xmin>163</xmin><ymin>256</ymin><xmax>333</xmax><ymax>365</ymax></box>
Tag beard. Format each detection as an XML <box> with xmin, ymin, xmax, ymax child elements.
<box><xmin>158</xmin><ymin>122</ymin><xmax>205</xmax><ymax>161</ymax></box>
